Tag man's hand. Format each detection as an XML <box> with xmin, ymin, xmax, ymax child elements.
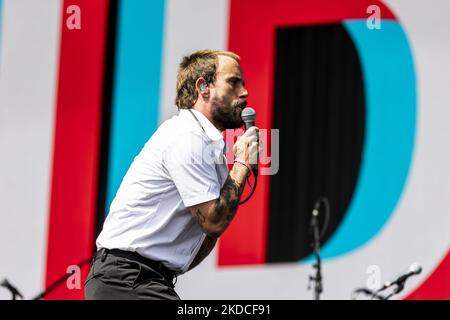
<box><xmin>233</xmin><ymin>126</ymin><xmax>261</xmax><ymax>170</ymax></box>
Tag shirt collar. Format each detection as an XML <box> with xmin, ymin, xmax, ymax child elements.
<box><xmin>180</xmin><ymin>109</ymin><xmax>224</xmax><ymax>142</ymax></box>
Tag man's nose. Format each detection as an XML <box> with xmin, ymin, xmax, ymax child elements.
<box><xmin>239</xmin><ymin>87</ymin><xmax>249</xmax><ymax>99</ymax></box>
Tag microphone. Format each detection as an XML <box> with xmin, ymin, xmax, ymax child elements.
<box><xmin>240</xmin><ymin>107</ymin><xmax>258</xmax><ymax>176</ymax></box>
<box><xmin>240</xmin><ymin>106</ymin><xmax>256</xmax><ymax>130</ymax></box>
<box><xmin>379</xmin><ymin>263</ymin><xmax>422</xmax><ymax>291</ymax></box>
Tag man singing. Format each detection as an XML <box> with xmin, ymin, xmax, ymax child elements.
<box><xmin>84</xmin><ymin>50</ymin><xmax>260</xmax><ymax>299</ymax></box>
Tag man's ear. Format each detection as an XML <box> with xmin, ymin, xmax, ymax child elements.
<box><xmin>196</xmin><ymin>78</ymin><xmax>209</xmax><ymax>96</ymax></box>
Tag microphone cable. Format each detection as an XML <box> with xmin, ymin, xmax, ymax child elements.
<box><xmin>239</xmin><ymin>170</ymin><xmax>257</xmax><ymax>205</ymax></box>
<box><xmin>312</xmin><ymin>196</ymin><xmax>331</xmax><ymax>241</ymax></box>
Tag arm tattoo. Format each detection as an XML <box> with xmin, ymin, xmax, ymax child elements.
<box><xmin>213</xmin><ymin>175</ymin><xmax>245</xmax><ymax>226</ymax></box>
<box><xmin>188</xmin><ymin>235</ymin><xmax>217</xmax><ymax>271</ymax></box>
<box><xmin>192</xmin><ymin>172</ymin><xmax>246</xmax><ymax>242</ymax></box>
<box><xmin>188</xmin><ymin>176</ymin><xmax>243</xmax><ymax>269</ymax></box>
<box><xmin>195</xmin><ymin>209</ymin><xmax>206</xmax><ymax>225</ymax></box>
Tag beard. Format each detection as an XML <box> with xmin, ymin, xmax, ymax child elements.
<box><xmin>211</xmin><ymin>98</ymin><xmax>247</xmax><ymax>130</ymax></box>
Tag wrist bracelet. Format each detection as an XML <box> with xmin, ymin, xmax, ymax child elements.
<box><xmin>233</xmin><ymin>160</ymin><xmax>252</xmax><ymax>177</ymax></box>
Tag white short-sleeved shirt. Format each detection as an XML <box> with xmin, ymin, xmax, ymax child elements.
<box><xmin>96</xmin><ymin>109</ymin><xmax>229</xmax><ymax>274</ymax></box>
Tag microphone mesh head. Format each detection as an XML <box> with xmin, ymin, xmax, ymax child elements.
<box><xmin>241</xmin><ymin>107</ymin><xmax>256</xmax><ymax>121</ymax></box>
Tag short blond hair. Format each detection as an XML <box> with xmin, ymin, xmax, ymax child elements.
<box><xmin>175</xmin><ymin>50</ymin><xmax>240</xmax><ymax>109</ymax></box>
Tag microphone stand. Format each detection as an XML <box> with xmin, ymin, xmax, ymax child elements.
<box><xmin>308</xmin><ymin>210</ymin><xmax>323</xmax><ymax>300</ymax></box>
<box><xmin>32</xmin><ymin>257</ymin><xmax>92</xmax><ymax>300</ymax></box>
<box><xmin>371</xmin><ymin>278</ymin><xmax>407</xmax><ymax>300</ymax></box>
<box><xmin>351</xmin><ymin>288</ymin><xmax>386</xmax><ymax>300</ymax></box>
<box><xmin>1</xmin><ymin>278</ymin><xmax>24</xmax><ymax>300</ymax></box>
<box><xmin>354</xmin><ymin>263</ymin><xmax>422</xmax><ymax>300</ymax></box>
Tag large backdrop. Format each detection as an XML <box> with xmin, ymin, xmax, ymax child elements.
<box><xmin>0</xmin><ymin>0</ymin><xmax>449</xmax><ymax>299</ymax></box>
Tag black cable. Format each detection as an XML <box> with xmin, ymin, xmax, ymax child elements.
<box><xmin>309</xmin><ymin>196</ymin><xmax>331</xmax><ymax>241</ymax></box>
<box><xmin>317</xmin><ymin>197</ymin><xmax>331</xmax><ymax>241</ymax></box>
<box><xmin>239</xmin><ymin>171</ymin><xmax>258</xmax><ymax>205</ymax></box>
<box><xmin>32</xmin><ymin>257</ymin><xmax>92</xmax><ymax>300</ymax></box>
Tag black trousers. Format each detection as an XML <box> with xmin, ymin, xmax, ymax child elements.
<box><xmin>84</xmin><ymin>249</ymin><xmax>180</xmax><ymax>300</ymax></box>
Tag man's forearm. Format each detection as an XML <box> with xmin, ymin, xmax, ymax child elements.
<box><xmin>193</xmin><ymin>163</ymin><xmax>249</xmax><ymax>238</ymax></box>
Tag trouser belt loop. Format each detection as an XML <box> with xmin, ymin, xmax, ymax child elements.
<box><xmin>100</xmin><ymin>249</ymin><xmax>107</xmax><ymax>262</ymax></box>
